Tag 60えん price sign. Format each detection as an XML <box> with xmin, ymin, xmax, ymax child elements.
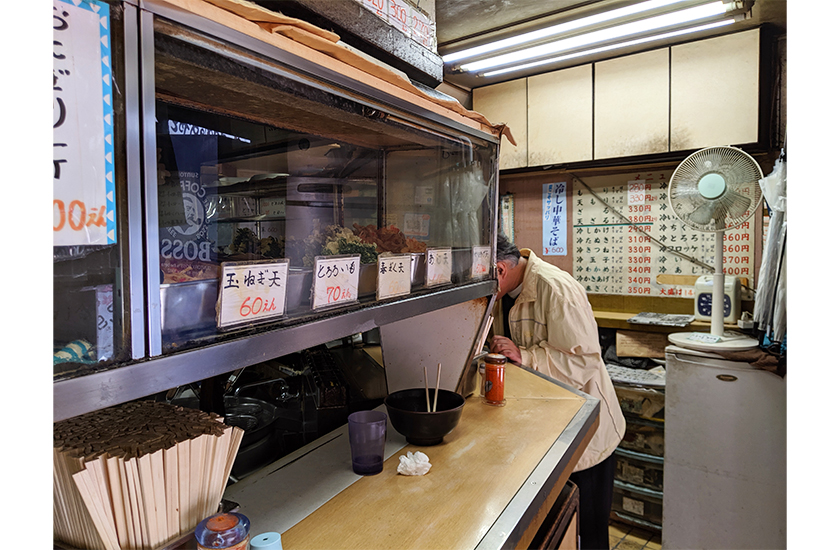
<box><xmin>53</xmin><ymin>0</ymin><xmax>116</xmax><ymax>246</ymax></box>
<box><xmin>218</xmin><ymin>260</ymin><xmax>289</xmax><ymax>329</ymax></box>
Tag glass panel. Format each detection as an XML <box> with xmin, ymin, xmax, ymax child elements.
<box><xmin>153</xmin><ymin>20</ymin><xmax>497</xmax><ymax>352</ymax></box>
<box><xmin>53</xmin><ymin>0</ymin><xmax>131</xmax><ymax>379</ymax></box>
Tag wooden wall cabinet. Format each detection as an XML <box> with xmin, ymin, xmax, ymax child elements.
<box><xmin>595</xmin><ymin>48</ymin><xmax>670</xmax><ymax>159</ymax></box>
<box><xmin>528</xmin><ymin>64</ymin><xmax>593</xmax><ymax>165</ymax></box>
<box><xmin>670</xmin><ymin>28</ymin><xmax>761</xmax><ymax>151</ymax></box>
<box><xmin>472</xmin><ymin>29</ymin><xmax>763</xmax><ymax>168</ymax></box>
<box><xmin>473</xmin><ymin>78</ymin><xmax>528</xmax><ymax>169</ymax></box>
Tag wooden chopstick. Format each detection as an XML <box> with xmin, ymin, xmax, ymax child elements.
<box><xmin>433</xmin><ymin>362</ymin><xmax>442</xmax><ymax>412</ymax></box>
<box><xmin>424</xmin><ymin>366</ymin><xmax>431</xmax><ymax>412</ymax></box>
<box><xmin>54</xmin><ymin>401</ymin><xmax>247</xmax><ymax>549</ymax></box>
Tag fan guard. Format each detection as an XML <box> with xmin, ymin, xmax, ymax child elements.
<box><xmin>668</xmin><ymin>146</ymin><xmax>763</xmax><ymax>232</ymax></box>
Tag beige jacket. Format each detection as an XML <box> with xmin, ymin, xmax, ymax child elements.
<box><xmin>493</xmin><ymin>249</ymin><xmax>625</xmax><ymax>472</ymax></box>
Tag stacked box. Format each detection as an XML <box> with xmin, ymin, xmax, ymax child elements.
<box><xmin>614</xmin><ymin>448</ymin><xmax>664</xmax><ymax>492</ymax></box>
<box><xmin>611</xmin><ymin>480</ymin><xmax>663</xmax><ymax>529</ymax></box>
<box><xmin>619</xmin><ymin>417</ymin><xmax>664</xmax><ymax>457</ymax></box>
<box><xmin>614</xmin><ymin>384</ymin><xmax>665</xmax><ymax>420</ymax></box>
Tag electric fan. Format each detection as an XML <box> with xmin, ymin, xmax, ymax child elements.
<box><xmin>666</xmin><ymin>146</ymin><xmax>763</xmax><ymax>351</ymax></box>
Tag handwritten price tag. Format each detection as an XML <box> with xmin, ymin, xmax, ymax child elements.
<box><xmin>313</xmin><ymin>255</ymin><xmax>360</xmax><ymax>309</ymax></box>
<box><xmin>471</xmin><ymin>246</ymin><xmax>491</xmax><ymax>279</ymax></box>
<box><xmin>376</xmin><ymin>254</ymin><xmax>411</xmax><ymax>300</ymax></box>
<box><xmin>389</xmin><ymin>0</ymin><xmax>412</xmax><ymax>36</ymax></box>
<box><xmin>425</xmin><ymin>248</ymin><xmax>452</xmax><ymax>287</ymax></box>
<box><xmin>628</xmin><ymin>180</ymin><xmax>646</xmax><ymax>205</ymax></box>
<box><xmin>218</xmin><ymin>260</ymin><xmax>289</xmax><ymax>329</ymax></box>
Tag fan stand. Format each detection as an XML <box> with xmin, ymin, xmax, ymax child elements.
<box><xmin>667</xmin><ymin>232</ymin><xmax>759</xmax><ymax>352</ymax></box>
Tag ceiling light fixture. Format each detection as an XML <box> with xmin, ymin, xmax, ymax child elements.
<box><xmin>441</xmin><ymin>0</ymin><xmax>691</xmax><ymax>64</ymax></box>
<box><xmin>459</xmin><ymin>2</ymin><xmax>729</xmax><ymax>73</ymax></box>
<box><xmin>481</xmin><ymin>18</ymin><xmax>736</xmax><ymax>77</ymax></box>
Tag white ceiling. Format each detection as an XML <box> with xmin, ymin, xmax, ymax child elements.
<box><xmin>435</xmin><ymin>0</ymin><xmax>787</xmax><ymax>90</ymax></box>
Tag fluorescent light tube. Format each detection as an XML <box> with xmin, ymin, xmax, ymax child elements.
<box><xmin>481</xmin><ymin>18</ymin><xmax>735</xmax><ymax>77</ymax></box>
<box><xmin>460</xmin><ymin>1</ymin><xmax>728</xmax><ymax>72</ymax></box>
<box><xmin>442</xmin><ymin>0</ymin><xmax>690</xmax><ymax>63</ymax></box>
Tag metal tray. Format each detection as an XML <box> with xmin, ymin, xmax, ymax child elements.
<box><xmin>160</xmin><ymin>268</ymin><xmax>314</xmax><ymax>334</ymax></box>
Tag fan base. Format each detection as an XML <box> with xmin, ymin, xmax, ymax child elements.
<box><xmin>668</xmin><ymin>330</ymin><xmax>759</xmax><ymax>352</ymax></box>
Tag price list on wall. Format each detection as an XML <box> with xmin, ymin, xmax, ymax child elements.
<box><xmin>572</xmin><ymin>171</ymin><xmax>757</xmax><ymax>297</ymax></box>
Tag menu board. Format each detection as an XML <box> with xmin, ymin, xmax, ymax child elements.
<box><xmin>572</xmin><ymin>170</ymin><xmax>757</xmax><ymax>297</ymax></box>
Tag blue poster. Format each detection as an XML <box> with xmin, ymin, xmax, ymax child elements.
<box><xmin>542</xmin><ymin>182</ymin><xmax>566</xmax><ymax>256</ymax></box>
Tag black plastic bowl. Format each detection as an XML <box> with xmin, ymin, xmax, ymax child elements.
<box><xmin>384</xmin><ymin>388</ymin><xmax>465</xmax><ymax>446</ymax></box>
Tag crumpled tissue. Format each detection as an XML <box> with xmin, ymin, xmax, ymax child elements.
<box><xmin>397</xmin><ymin>451</ymin><xmax>432</xmax><ymax>476</ymax></box>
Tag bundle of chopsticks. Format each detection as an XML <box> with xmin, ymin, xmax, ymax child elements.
<box><xmin>54</xmin><ymin>400</ymin><xmax>244</xmax><ymax>550</ymax></box>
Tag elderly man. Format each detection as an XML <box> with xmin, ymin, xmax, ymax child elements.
<box><xmin>490</xmin><ymin>233</ymin><xmax>626</xmax><ymax>550</ymax></box>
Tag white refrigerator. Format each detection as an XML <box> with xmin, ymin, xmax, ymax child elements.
<box><xmin>662</xmin><ymin>345</ymin><xmax>785</xmax><ymax>549</ymax></box>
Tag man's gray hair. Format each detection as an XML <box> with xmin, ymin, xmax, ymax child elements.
<box><xmin>497</xmin><ymin>233</ymin><xmax>520</xmax><ymax>266</ymax></box>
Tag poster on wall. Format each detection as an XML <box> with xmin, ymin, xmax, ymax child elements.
<box><xmin>500</xmin><ymin>193</ymin><xmax>514</xmax><ymax>242</ymax></box>
<box><xmin>53</xmin><ymin>0</ymin><xmax>116</xmax><ymax>246</ymax></box>
<box><xmin>542</xmin><ymin>182</ymin><xmax>567</xmax><ymax>255</ymax></box>
<box><xmin>572</xmin><ymin>171</ymin><xmax>757</xmax><ymax>297</ymax></box>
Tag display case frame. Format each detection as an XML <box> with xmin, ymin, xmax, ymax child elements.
<box><xmin>53</xmin><ymin>0</ymin><xmax>501</xmax><ymax>422</ymax></box>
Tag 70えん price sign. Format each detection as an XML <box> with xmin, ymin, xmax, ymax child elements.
<box><xmin>312</xmin><ymin>255</ymin><xmax>360</xmax><ymax>309</ymax></box>
<box><xmin>218</xmin><ymin>260</ymin><xmax>289</xmax><ymax>329</ymax></box>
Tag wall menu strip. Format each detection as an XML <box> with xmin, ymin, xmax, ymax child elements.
<box><xmin>572</xmin><ymin>170</ymin><xmax>756</xmax><ymax>297</ymax></box>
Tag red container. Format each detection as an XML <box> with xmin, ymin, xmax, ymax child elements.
<box><xmin>483</xmin><ymin>354</ymin><xmax>507</xmax><ymax>406</ymax></box>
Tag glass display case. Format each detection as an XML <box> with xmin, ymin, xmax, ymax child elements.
<box><xmin>53</xmin><ymin>0</ymin><xmax>500</xmax><ymax>422</ymax></box>
<box><xmin>53</xmin><ymin>0</ymin><xmax>144</xmax><ymax>380</ymax></box>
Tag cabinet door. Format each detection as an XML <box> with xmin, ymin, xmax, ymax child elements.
<box><xmin>671</xmin><ymin>29</ymin><xmax>760</xmax><ymax>151</ymax></box>
<box><xmin>473</xmin><ymin>78</ymin><xmax>528</xmax><ymax>169</ymax></box>
<box><xmin>594</xmin><ymin>48</ymin><xmax>670</xmax><ymax>159</ymax></box>
<box><xmin>528</xmin><ymin>65</ymin><xmax>592</xmax><ymax>166</ymax></box>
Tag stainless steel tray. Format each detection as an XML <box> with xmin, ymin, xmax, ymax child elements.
<box><xmin>160</xmin><ymin>268</ymin><xmax>314</xmax><ymax>334</ymax></box>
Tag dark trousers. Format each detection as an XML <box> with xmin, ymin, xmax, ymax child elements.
<box><xmin>569</xmin><ymin>452</ymin><xmax>617</xmax><ymax>550</ymax></box>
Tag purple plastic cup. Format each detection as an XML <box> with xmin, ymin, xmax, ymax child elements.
<box><xmin>347</xmin><ymin>410</ymin><xmax>387</xmax><ymax>475</ymax></box>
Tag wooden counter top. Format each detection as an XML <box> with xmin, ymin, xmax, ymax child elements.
<box><xmin>224</xmin><ymin>365</ymin><xmax>598</xmax><ymax>550</ymax></box>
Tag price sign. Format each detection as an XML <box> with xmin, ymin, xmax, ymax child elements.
<box><xmin>312</xmin><ymin>255</ymin><xmax>360</xmax><ymax>309</ymax></box>
<box><xmin>218</xmin><ymin>260</ymin><xmax>289</xmax><ymax>329</ymax></box>
<box><xmin>259</xmin><ymin>197</ymin><xmax>286</xmax><ymax>217</ymax></box>
<box><xmin>471</xmin><ymin>246</ymin><xmax>491</xmax><ymax>279</ymax></box>
<box><xmin>361</xmin><ymin>0</ymin><xmax>388</xmax><ymax>21</ymax></box>
<box><xmin>389</xmin><ymin>0</ymin><xmax>412</xmax><ymax>36</ymax></box>
<box><xmin>425</xmin><ymin>248</ymin><xmax>452</xmax><ymax>287</ymax></box>
<box><xmin>376</xmin><ymin>254</ymin><xmax>411</xmax><ymax>300</ymax></box>
<box><xmin>627</xmin><ymin>181</ymin><xmax>646</xmax><ymax>205</ymax></box>
<box><xmin>53</xmin><ymin>0</ymin><xmax>117</xmax><ymax>246</ymax></box>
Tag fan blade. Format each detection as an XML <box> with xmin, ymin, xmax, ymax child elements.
<box><xmin>719</xmin><ymin>188</ymin><xmax>752</xmax><ymax>221</ymax></box>
<box><xmin>686</xmin><ymin>201</ymin><xmax>716</xmax><ymax>226</ymax></box>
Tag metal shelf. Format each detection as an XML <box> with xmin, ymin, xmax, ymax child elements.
<box><xmin>53</xmin><ymin>280</ymin><xmax>495</xmax><ymax>422</ymax></box>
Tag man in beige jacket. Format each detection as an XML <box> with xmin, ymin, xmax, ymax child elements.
<box><xmin>490</xmin><ymin>234</ymin><xmax>626</xmax><ymax>550</ymax></box>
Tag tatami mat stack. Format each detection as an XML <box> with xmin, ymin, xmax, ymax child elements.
<box><xmin>53</xmin><ymin>400</ymin><xmax>244</xmax><ymax>550</ymax></box>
